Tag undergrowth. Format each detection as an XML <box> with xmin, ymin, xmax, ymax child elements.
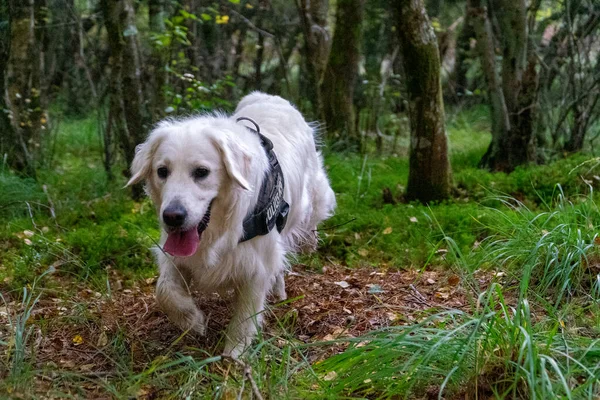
<box><xmin>1</xmin><ymin>112</ymin><xmax>600</xmax><ymax>398</ymax></box>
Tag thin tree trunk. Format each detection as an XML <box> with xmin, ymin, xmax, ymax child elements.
<box><xmin>254</xmin><ymin>32</ymin><xmax>264</xmax><ymax>90</ymax></box>
<box><xmin>492</xmin><ymin>0</ymin><xmax>527</xmax><ymax>118</ymax></box>
<box><xmin>452</xmin><ymin>5</ymin><xmax>473</xmax><ymax>101</ymax></box>
<box><xmin>6</xmin><ymin>0</ymin><xmax>47</xmax><ymax>177</ymax></box>
<box><xmin>468</xmin><ymin>0</ymin><xmax>510</xmax><ymax>168</ymax></box>
<box><xmin>0</xmin><ymin>3</ymin><xmax>26</xmax><ymax>173</ymax></box>
<box><xmin>102</xmin><ymin>0</ymin><xmax>150</xmax><ymax>198</ymax></box>
<box><xmin>297</xmin><ymin>0</ymin><xmax>330</xmax><ymax>117</ymax></box>
<box><xmin>320</xmin><ymin>0</ymin><xmax>365</xmax><ymax>148</ymax></box>
<box><xmin>477</xmin><ymin>0</ymin><xmax>538</xmax><ymax>171</ymax></box>
<box><xmin>149</xmin><ymin>0</ymin><xmax>166</xmax><ymax>32</ymax></box>
<box><xmin>148</xmin><ymin>0</ymin><xmax>167</xmax><ymax>119</ymax></box>
<box><xmin>101</xmin><ymin>0</ymin><xmax>123</xmax><ymax>181</ymax></box>
<box><xmin>395</xmin><ymin>0</ymin><xmax>451</xmax><ymax>203</ymax></box>
<box><xmin>120</xmin><ymin>0</ymin><xmax>151</xmax><ymax>199</ymax></box>
<box><xmin>232</xmin><ymin>27</ymin><xmax>247</xmax><ymax>76</ymax></box>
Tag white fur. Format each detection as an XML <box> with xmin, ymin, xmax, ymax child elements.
<box><xmin>128</xmin><ymin>92</ymin><xmax>336</xmax><ymax>357</ymax></box>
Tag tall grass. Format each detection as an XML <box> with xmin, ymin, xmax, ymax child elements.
<box><xmin>314</xmin><ymin>191</ymin><xmax>600</xmax><ymax>399</ymax></box>
<box><xmin>0</xmin><ymin>268</ymin><xmax>54</xmax><ymax>392</ymax></box>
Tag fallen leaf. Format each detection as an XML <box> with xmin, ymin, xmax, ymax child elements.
<box><xmin>386</xmin><ymin>312</ymin><xmax>398</xmax><ymax>321</ymax></box>
<box><xmin>72</xmin><ymin>335</ymin><xmax>84</xmax><ymax>346</ymax></box>
<box><xmin>434</xmin><ymin>291</ymin><xmax>450</xmax><ymax>300</ymax></box>
<box><xmin>79</xmin><ymin>364</ymin><xmax>95</xmax><ymax>372</ymax></box>
<box><xmin>323</xmin><ymin>371</ymin><xmax>337</xmax><ymax>381</ymax></box>
<box><xmin>145</xmin><ymin>277</ymin><xmax>157</xmax><ymax>285</ymax></box>
<box><xmin>426</xmin><ymin>278</ymin><xmax>436</xmax><ymax>285</ymax></box>
<box><xmin>383</xmin><ymin>227</ymin><xmax>393</xmax><ymax>235</ymax></box>
<box><xmin>97</xmin><ymin>331</ymin><xmax>108</xmax><ymax>347</ymax></box>
<box><xmin>367</xmin><ymin>284</ymin><xmax>385</xmax><ymax>294</ymax></box>
<box><xmin>448</xmin><ymin>275</ymin><xmax>460</xmax><ymax>286</ymax></box>
<box><xmin>335</xmin><ymin>281</ymin><xmax>350</xmax><ymax>289</ymax></box>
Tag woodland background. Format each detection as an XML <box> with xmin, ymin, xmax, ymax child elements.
<box><xmin>1</xmin><ymin>0</ymin><xmax>600</xmax><ymax>398</ymax></box>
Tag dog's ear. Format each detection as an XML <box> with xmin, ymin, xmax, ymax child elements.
<box><xmin>126</xmin><ymin>130</ymin><xmax>165</xmax><ymax>187</ymax></box>
<box><xmin>211</xmin><ymin>135</ymin><xmax>251</xmax><ymax>191</ymax></box>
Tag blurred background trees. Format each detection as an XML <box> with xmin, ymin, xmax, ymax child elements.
<box><xmin>0</xmin><ymin>0</ymin><xmax>598</xmax><ymax>202</ymax></box>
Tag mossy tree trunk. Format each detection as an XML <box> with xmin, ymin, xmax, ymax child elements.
<box><xmin>297</xmin><ymin>0</ymin><xmax>330</xmax><ymax>118</ymax></box>
<box><xmin>394</xmin><ymin>0</ymin><xmax>451</xmax><ymax>203</ymax></box>
<box><xmin>320</xmin><ymin>0</ymin><xmax>365</xmax><ymax>149</ymax></box>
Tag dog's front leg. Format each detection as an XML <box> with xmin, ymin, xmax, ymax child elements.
<box><xmin>155</xmin><ymin>257</ymin><xmax>206</xmax><ymax>335</ymax></box>
<box><xmin>223</xmin><ymin>278</ymin><xmax>270</xmax><ymax>358</ymax></box>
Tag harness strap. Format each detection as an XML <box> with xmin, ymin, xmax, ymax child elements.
<box><xmin>237</xmin><ymin>117</ymin><xmax>290</xmax><ymax>242</ymax></box>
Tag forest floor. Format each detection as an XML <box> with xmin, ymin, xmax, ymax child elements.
<box><xmin>1</xmin><ymin>262</ymin><xmax>486</xmax><ymax>398</ymax></box>
<box><xmin>1</xmin><ymin>109</ymin><xmax>600</xmax><ymax>398</ymax></box>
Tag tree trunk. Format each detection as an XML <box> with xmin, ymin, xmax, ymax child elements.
<box><xmin>149</xmin><ymin>0</ymin><xmax>166</xmax><ymax>32</ymax></box>
<box><xmin>320</xmin><ymin>0</ymin><xmax>364</xmax><ymax>148</ymax></box>
<box><xmin>5</xmin><ymin>0</ymin><xmax>47</xmax><ymax>177</ymax></box>
<box><xmin>101</xmin><ymin>0</ymin><xmax>123</xmax><ymax>181</ymax></box>
<box><xmin>477</xmin><ymin>0</ymin><xmax>538</xmax><ymax>171</ymax></box>
<box><xmin>102</xmin><ymin>0</ymin><xmax>150</xmax><ymax>198</ymax></box>
<box><xmin>452</xmin><ymin>5</ymin><xmax>473</xmax><ymax>101</ymax></box>
<box><xmin>0</xmin><ymin>3</ymin><xmax>27</xmax><ymax>173</ymax></box>
<box><xmin>395</xmin><ymin>0</ymin><xmax>451</xmax><ymax>203</ymax></box>
<box><xmin>148</xmin><ymin>0</ymin><xmax>167</xmax><ymax>119</ymax></box>
<box><xmin>468</xmin><ymin>0</ymin><xmax>510</xmax><ymax>168</ymax></box>
<box><xmin>297</xmin><ymin>0</ymin><xmax>330</xmax><ymax>117</ymax></box>
<box><xmin>254</xmin><ymin>32</ymin><xmax>265</xmax><ymax>91</ymax></box>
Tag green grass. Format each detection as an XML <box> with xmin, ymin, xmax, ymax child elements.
<box><xmin>1</xmin><ymin>110</ymin><xmax>600</xmax><ymax>398</ymax></box>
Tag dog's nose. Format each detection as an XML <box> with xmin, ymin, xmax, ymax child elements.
<box><xmin>163</xmin><ymin>204</ymin><xmax>187</xmax><ymax>228</ymax></box>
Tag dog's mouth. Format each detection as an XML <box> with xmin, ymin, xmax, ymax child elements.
<box><xmin>163</xmin><ymin>202</ymin><xmax>213</xmax><ymax>257</ymax></box>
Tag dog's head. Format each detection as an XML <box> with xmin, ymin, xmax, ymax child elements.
<box><xmin>127</xmin><ymin>118</ymin><xmax>253</xmax><ymax>257</ymax></box>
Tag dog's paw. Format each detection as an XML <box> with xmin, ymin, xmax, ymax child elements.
<box><xmin>272</xmin><ymin>273</ymin><xmax>287</xmax><ymax>302</ymax></box>
<box><xmin>178</xmin><ymin>308</ymin><xmax>207</xmax><ymax>336</ymax></box>
<box><xmin>223</xmin><ymin>340</ymin><xmax>247</xmax><ymax>359</ymax></box>
<box><xmin>273</xmin><ymin>288</ymin><xmax>287</xmax><ymax>302</ymax></box>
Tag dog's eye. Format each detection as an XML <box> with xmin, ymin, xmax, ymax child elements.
<box><xmin>157</xmin><ymin>166</ymin><xmax>169</xmax><ymax>179</ymax></box>
<box><xmin>192</xmin><ymin>167</ymin><xmax>210</xmax><ymax>180</ymax></box>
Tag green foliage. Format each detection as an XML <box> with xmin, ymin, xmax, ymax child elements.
<box><xmin>0</xmin><ymin>173</ymin><xmax>44</xmax><ymax>219</ymax></box>
<box><xmin>150</xmin><ymin>10</ymin><xmax>235</xmax><ymax>115</ymax></box>
<box><xmin>165</xmin><ymin>71</ymin><xmax>234</xmax><ymax>114</ymax></box>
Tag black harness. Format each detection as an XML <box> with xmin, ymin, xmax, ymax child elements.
<box><xmin>237</xmin><ymin>117</ymin><xmax>290</xmax><ymax>242</ymax></box>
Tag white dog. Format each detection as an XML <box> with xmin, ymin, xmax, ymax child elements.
<box><xmin>127</xmin><ymin>92</ymin><xmax>335</xmax><ymax>357</ymax></box>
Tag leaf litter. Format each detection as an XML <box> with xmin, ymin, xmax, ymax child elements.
<box><xmin>0</xmin><ymin>262</ymin><xmax>490</xmax><ymax>397</ymax></box>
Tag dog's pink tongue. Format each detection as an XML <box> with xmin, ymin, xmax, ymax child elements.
<box><xmin>164</xmin><ymin>228</ymin><xmax>200</xmax><ymax>257</ymax></box>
